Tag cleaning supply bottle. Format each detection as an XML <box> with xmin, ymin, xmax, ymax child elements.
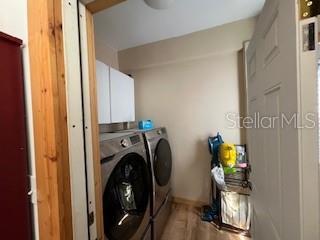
<box><xmin>219</xmin><ymin>143</ymin><xmax>236</xmax><ymax>167</ymax></box>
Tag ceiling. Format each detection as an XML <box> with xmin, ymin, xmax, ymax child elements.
<box><xmin>93</xmin><ymin>0</ymin><xmax>265</xmax><ymax>51</ymax></box>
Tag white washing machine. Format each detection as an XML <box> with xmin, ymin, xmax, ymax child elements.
<box><xmin>100</xmin><ymin>132</ymin><xmax>152</xmax><ymax>240</ymax></box>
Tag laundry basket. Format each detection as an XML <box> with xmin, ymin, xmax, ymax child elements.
<box><xmin>220</xmin><ymin>191</ymin><xmax>252</xmax><ymax>230</ymax></box>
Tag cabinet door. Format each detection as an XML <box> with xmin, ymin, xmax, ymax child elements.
<box><xmin>110</xmin><ymin>67</ymin><xmax>135</xmax><ymax>123</ymax></box>
<box><xmin>96</xmin><ymin>60</ymin><xmax>111</xmax><ymax>124</ymax></box>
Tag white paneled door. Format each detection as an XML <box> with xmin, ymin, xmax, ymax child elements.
<box><xmin>245</xmin><ymin>0</ymin><xmax>319</xmax><ymax>240</ymax></box>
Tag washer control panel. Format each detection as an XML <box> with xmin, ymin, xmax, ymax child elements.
<box><xmin>100</xmin><ymin>133</ymin><xmax>144</xmax><ymax>160</ymax></box>
<box><xmin>119</xmin><ymin>134</ymin><xmax>141</xmax><ymax>148</ymax></box>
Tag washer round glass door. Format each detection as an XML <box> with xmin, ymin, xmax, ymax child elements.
<box><xmin>103</xmin><ymin>152</ymin><xmax>150</xmax><ymax>240</ymax></box>
<box><xmin>153</xmin><ymin>139</ymin><xmax>172</xmax><ymax>186</ymax></box>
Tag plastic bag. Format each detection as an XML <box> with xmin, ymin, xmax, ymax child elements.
<box><xmin>211</xmin><ymin>164</ymin><xmax>226</xmax><ymax>190</ymax></box>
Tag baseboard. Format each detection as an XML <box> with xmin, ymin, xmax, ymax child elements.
<box><xmin>172</xmin><ymin>196</ymin><xmax>207</xmax><ymax>208</ymax></box>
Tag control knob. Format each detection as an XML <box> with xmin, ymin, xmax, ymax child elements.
<box><xmin>120</xmin><ymin>139</ymin><xmax>129</xmax><ymax>148</ymax></box>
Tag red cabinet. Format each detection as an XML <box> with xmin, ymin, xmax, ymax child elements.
<box><xmin>0</xmin><ymin>32</ymin><xmax>32</xmax><ymax>239</ymax></box>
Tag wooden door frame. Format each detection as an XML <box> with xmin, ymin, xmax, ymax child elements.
<box><xmin>80</xmin><ymin>1</ymin><xmax>126</xmax><ymax>239</ymax></box>
<box><xmin>28</xmin><ymin>0</ymin><xmax>125</xmax><ymax>239</ymax></box>
<box><xmin>81</xmin><ymin>6</ymin><xmax>104</xmax><ymax>240</ymax></box>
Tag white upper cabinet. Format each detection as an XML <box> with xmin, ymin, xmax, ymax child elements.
<box><xmin>96</xmin><ymin>61</ymin><xmax>135</xmax><ymax>124</ymax></box>
<box><xmin>110</xmin><ymin>67</ymin><xmax>135</xmax><ymax>123</ymax></box>
<box><xmin>96</xmin><ymin>60</ymin><xmax>111</xmax><ymax>124</ymax></box>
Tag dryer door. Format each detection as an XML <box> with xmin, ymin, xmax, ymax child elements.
<box><xmin>103</xmin><ymin>153</ymin><xmax>150</xmax><ymax>240</ymax></box>
<box><xmin>153</xmin><ymin>139</ymin><xmax>172</xmax><ymax>187</ymax></box>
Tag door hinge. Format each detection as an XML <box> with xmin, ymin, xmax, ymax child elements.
<box><xmin>88</xmin><ymin>211</ymin><xmax>95</xmax><ymax>226</ymax></box>
<box><xmin>300</xmin><ymin>0</ymin><xmax>320</xmax><ymax>19</ymax></box>
<box><xmin>28</xmin><ymin>175</ymin><xmax>37</xmax><ymax>204</ymax></box>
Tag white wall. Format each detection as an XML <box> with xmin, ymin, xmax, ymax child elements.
<box><xmin>119</xmin><ymin>18</ymin><xmax>255</xmax><ymax>203</ymax></box>
<box><xmin>0</xmin><ymin>1</ymin><xmax>38</xmax><ymax>239</ymax></box>
<box><xmin>119</xmin><ymin>18</ymin><xmax>256</xmax><ymax>71</ymax></box>
<box><xmin>95</xmin><ymin>36</ymin><xmax>119</xmax><ymax>69</ymax></box>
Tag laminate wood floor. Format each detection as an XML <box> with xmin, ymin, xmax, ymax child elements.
<box><xmin>161</xmin><ymin>203</ymin><xmax>251</xmax><ymax>240</ymax></box>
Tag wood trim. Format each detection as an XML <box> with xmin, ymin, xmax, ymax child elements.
<box><xmin>28</xmin><ymin>0</ymin><xmax>73</xmax><ymax>239</ymax></box>
<box><xmin>172</xmin><ymin>197</ymin><xmax>207</xmax><ymax>208</ymax></box>
<box><xmin>84</xmin><ymin>0</ymin><xmax>125</xmax><ymax>238</ymax></box>
<box><xmin>86</xmin><ymin>0</ymin><xmax>126</xmax><ymax>14</ymax></box>
<box><xmin>86</xmin><ymin>8</ymin><xmax>105</xmax><ymax>240</ymax></box>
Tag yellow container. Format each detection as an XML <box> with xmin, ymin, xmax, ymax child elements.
<box><xmin>219</xmin><ymin>143</ymin><xmax>236</xmax><ymax>167</ymax></box>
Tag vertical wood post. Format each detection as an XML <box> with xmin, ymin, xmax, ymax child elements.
<box><xmin>28</xmin><ymin>0</ymin><xmax>73</xmax><ymax>239</ymax></box>
<box><xmin>85</xmin><ymin>8</ymin><xmax>105</xmax><ymax>240</ymax></box>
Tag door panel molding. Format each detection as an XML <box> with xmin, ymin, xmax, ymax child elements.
<box><xmin>263</xmin><ymin>87</ymin><xmax>282</xmax><ymax>238</ymax></box>
<box><xmin>263</xmin><ymin>83</ymin><xmax>281</xmax><ymax>95</ymax></box>
<box><xmin>248</xmin><ymin>53</ymin><xmax>257</xmax><ymax>81</ymax></box>
<box><xmin>263</xmin><ymin>14</ymin><xmax>280</xmax><ymax>66</ymax></box>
